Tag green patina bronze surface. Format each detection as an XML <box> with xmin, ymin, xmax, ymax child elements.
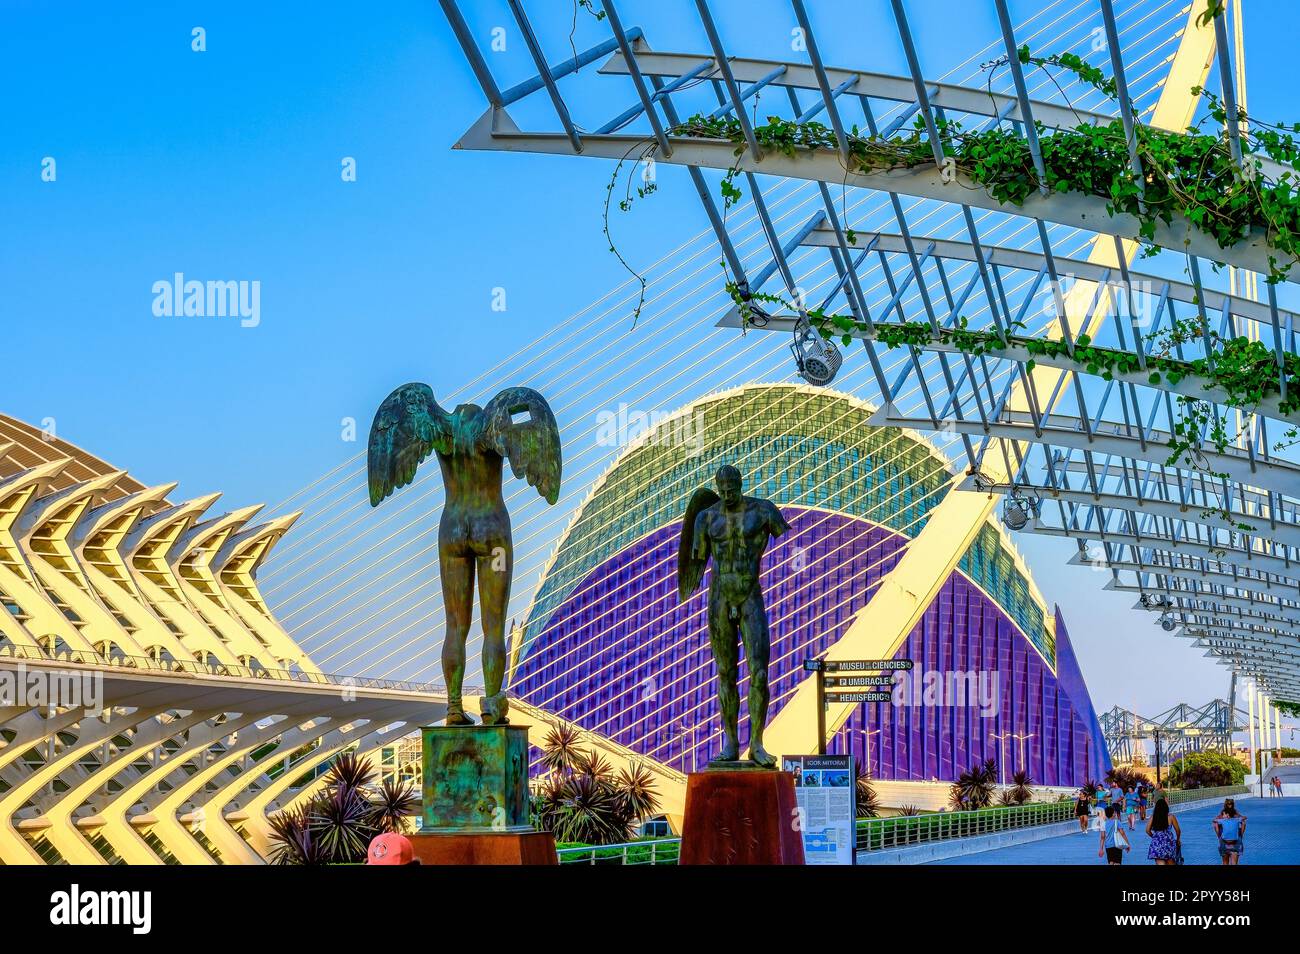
<box><xmin>678</xmin><ymin>464</ymin><xmax>790</xmax><ymax>769</ymax></box>
<box><xmin>368</xmin><ymin>383</ymin><xmax>561</xmax><ymax>725</ymax></box>
<box><xmin>421</xmin><ymin>724</ymin><xmax>532</xmax><ymax>832</ymax></box>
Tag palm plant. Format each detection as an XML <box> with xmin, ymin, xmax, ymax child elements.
<box><xmin>997</xmin><ymin>787</ymin><xmax>1018</xmax><ymax>806</ymax></box>
<box><xmin>580</xmin><ymin>750</ymin><xmax>615</xmax><ymax>784</ymax></box>
<box><xmin>855</xmin><ymin>765</ymin><xmax>880</xmax><ymax>818</ymax></box>
<box><xmin>325</xmin><ymin>750</ymin><xmax>377</xmax><ymax>792</ymax></box>
<box><xmin>264</xmin><ymin>750</ymin><xmax>417</xmax><ymax>865</ymax></box>
<box><xmin>369</xmin><ymin>777</ymin><xmax>419</xmax><ymax>834</ymax></box>
<box><xmin>1079</xmin><ymin>777</ymin><xmax>1100</xmax><ymax>800</ymax></box>
<box><xmin>266</xmin><ymin>805</ymin><xmax>324</xmax><ymax>866</ymax></box>
<box><xmin>551</xmin><ymin>772</ymin><xmax>626</xmax><ymax>845</ymax></box>
<box><xmin>1105</xmin><ymin>766</ymin><xmax>1144</xmax><ymax>791</ymax></box>
<box><xmin>613</xmin><ymin>764</ymin><xmax>660</xmax><ymax>822</ymax></box>
<box><xmin>897</xmin><ymin>805</ymin><xmax>921</xmax><ymax>816</ymax></box>
<box><xmin>1007</xmin><ymin>770</ymin><xmax>1034</xmax><ymax>806</ymax></box>
<box><xmin>949</xmin><ymin>761</ymin><xmax>996</xmax><ymax>810</ymax></box>
<box><xmin>530</xmin><ymin>743</ymin><xmax>662</xmax><ymax>846</ymax></box>
<box><xmin>540</xmin><ymin>724</ymin><xmax>588</xmax><ymax>774</ymax></box>
<box><xmin>311</xmin><ymin>783</ymin><xmax>377</xmax><ymax>863</ymax></box>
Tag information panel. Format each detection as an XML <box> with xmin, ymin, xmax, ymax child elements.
<box><xmin>782</xmin><ymin>754</ymin><xmax>856</xmax><ymax>866</ymax></box>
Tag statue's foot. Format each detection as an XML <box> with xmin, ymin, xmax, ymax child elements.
<box><xmin>716</xmin><ymin>741</ymin><xmax>740</xmax><ymax>762</ymax></box>
<box><xmin>480</xmin><ymin>691</ymin><xmax>510</xmax><ymax>725</ymax></box>
<box><xmin>749</xmin><ymin>743</ymin><xmax>777</xmax><ymax>769</ymax></box>
<box><xmin>445</xmin><ymin>708</ymin><xmax>476</xmax><ymax>726</ymax></box>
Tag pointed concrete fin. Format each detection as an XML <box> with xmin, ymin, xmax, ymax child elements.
<box><xmin>0</xmin><ymin>457</ymin><xmax>72</xmax><ymax>492</ymax></box>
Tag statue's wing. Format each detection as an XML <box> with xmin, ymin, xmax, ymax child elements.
<box><xmin>478</xmin><ymin>387</ymin><xmax>562</xmax><ymax>505</ymax></box>
<box><xmin>677</xmin><ymin>487</ymin><xmax>720</xmax><ymax>602</ymax></box>
<box><xmin>367</xmin><ymin>382</ymin><xmax>450</xmax><ymax>506</ymax></box>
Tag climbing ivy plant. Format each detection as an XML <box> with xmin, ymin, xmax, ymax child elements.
<box><xmin>595</xmin><ymin>1</ymin><xmax>1297</xmax><ymax>522</ymax></box>
<box><xmin>651</xmin><ymin>13</ymin><xmax>1300</xmax><ymax>506</ymax></box>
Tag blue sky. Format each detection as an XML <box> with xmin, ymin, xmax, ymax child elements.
<box><xmin>3</xmin><ymin>0</ymin><xmax>1293</xmax><ymax>717</ymax></box>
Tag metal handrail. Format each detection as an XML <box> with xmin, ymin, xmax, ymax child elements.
<box><xmin>0</xmin><ymin>642</ymin><xmax>444</xmax><ymax>695</ymax></box>
<box><xmin>545</xmin><ymin>785</ymin><xmax>1254</xmax><ymax>863</ymax></box>
<box><xmin>856</xmin><ymin>785</ymin><xmax>1251</xmax><ymax>851</ymax></box>
<box><xmin>556</xmin><ymin>837</ymin><xmax>681</xmax><ymax>865</ymax></box>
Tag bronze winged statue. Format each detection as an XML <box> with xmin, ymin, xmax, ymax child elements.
<box><xmin>368</xmin><ymin>383</ymin><xmax>561</xmax><ymax>726</ymax></box>
<box><xmin>678</xmin><ymin>464</ymin><xmax>790</xmax><ymax>768</ymax></box>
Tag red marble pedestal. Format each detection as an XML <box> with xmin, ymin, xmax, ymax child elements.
<box><xmin>679</xmin><ymin>769</ymin><xmax>805</xmax><ymax>865</ymax></box>
<box><xmin>407</xmin><ymin>830</ymin><xmax>558</xmax><ymax>865</ymax></box>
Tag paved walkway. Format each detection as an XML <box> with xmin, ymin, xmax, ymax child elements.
<box><xmin>932</xmin><ymin>796</ymin><xmax>1300</xmax><ymax>865</ymax></box>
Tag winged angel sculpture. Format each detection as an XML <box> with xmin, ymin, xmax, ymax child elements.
<box><xmin>368</xmin><ymin>383</ymin><xmax>561</xmax><ymax>726</ymax></box>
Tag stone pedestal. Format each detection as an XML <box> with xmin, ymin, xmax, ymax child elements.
<box><xmin>422</xmin><ymin>723</ymin><xmax>531</xmax><ymax>832</ymax></box>
<box><xmin>407</xmin><ymin>830</ymin><xmax>557</xmax><ymax>865</ymax></box>
<box><xmin>417</xmin><ymin>723</ymin><xmax>556</xmax><ymax>865</ymax></box>
<box><xmin>679</xmin><ymin>769</ymin><xmax>805</xmax><ymax>865</ymax></box>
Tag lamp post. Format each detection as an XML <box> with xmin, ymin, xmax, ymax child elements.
<box><xmin>1012</xmin><ymin>732</ymin><xmax>1036</xmax><ymax>776</ymax></box>
<box><xmin>859</xmin><ymin>728</ymin><xmax>881</xmax><ymax>778</ymax></box>
<box><xmin>1153</xmin><ymin>728</ymin><xmax>1163</xmax><ymax>788</ymax></box>
<box><xmin>989</xmin><ymin>731</ymin><xmax>1011</xmax><ymax>785</ymax></box>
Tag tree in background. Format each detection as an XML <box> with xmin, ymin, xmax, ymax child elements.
<box><xmin>1166</xmin><ymin>750</ymin><xmax>1246</xmax><ymax>789</ymax></box>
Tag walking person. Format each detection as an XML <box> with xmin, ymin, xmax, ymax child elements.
<box><xmin>1090</xmin><ymin>785</ymin><xmax>1107</xmax><ymax>832</ymax></box>
<box><xmin>1145</xmin><ymin>797</ymin><xmax>1181</xmax><ymax>866</ymax></box>
<box><xmin>1272</xmin><ymin>775</ymin><xmax>1284</xmax><ymax>797</ymax></box>
<box><xmin>1124</xmin><ymin>785</ymin><xmax>1139</xmax><ymax>831</ymax></box>
<box><xmin>1099</xmin><ymin>805</ymin><xmax>1131</xmax><ymax>865</ymax></box>
<box><xmin>1213</xmin><ymin>798</ymin><xmax>1248</xmax><ymax>866</ymax></box>
<box><xmin>1076</xmin><ymin>790</ymin><xmax>1091</xmax><ymax>833</ymax></box>
<box><xmin>1138</xmin><ymin>783</ymin><xmax>1149</xmax><ymax>822</ymax></box>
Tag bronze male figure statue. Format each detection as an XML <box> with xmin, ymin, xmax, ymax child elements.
<box><xmin>678</xmin><ymin>465</ymin><xmax>790</xmax><ymax>768</ymax></box>
<box><xmin>368</xmin><ymin>383</ymin><xmax>561</xmax><ymax>726</ymax></box>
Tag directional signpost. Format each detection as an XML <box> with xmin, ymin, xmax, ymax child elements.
<box><xmin>804</xmin><ymin>658</ymin><xmax>914</xmax><ymax>755</ymax></box>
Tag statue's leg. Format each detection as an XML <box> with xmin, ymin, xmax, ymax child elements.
<box><xmin>475</xmin><ymin>540</ymin><xmax>512</xmax><ymax>724</ymax></box>
<box><xmin>740</xmin><ymin>592</ymin><xmax>776</xmax><ymax>768</ymax></box>
<box><xmin>440</xmin><ymin>549</ymin><xmax>475</xmax><ymax>726</ymax></box>
<box><xmin>708</xmin><ymin>588</ymin><xmax>740</xmax><ymax>762</ymax></box>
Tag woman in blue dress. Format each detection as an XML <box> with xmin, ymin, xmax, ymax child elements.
<box><xmin>1145</xmin><ymin>797</ymin><xmax>1181</xmax><ymax>865</ymax></box>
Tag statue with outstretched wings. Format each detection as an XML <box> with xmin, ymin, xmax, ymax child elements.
<box><xmin>368</xmin><ymin>383</ymin><xmax>561</xmax><ymax>725</ymax></box>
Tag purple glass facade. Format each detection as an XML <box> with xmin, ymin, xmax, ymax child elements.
<box><xmin>513</xmin><ymin>505</ymin><xmax>1110</xmax><ymax>785</ymax></box>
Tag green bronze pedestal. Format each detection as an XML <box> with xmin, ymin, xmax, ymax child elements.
<box><xmin>421</xmin><ymin>723</ymin><xmax>531</xmax><ymax>833</ymax></box>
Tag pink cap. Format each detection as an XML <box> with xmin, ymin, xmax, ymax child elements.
<box><xmin>366</xmin><ymin>832</ymin><xmax>415</xmax><ymax>865</ymax></box>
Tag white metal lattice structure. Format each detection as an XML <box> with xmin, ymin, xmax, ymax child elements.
<box><xmin>437</xmin><ymin>0</ymin><xmax>1300</xmax><ymax>716</ymax></box>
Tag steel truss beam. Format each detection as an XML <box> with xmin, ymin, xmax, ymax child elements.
<box><xmin>872</xmin><ymin>408</ymin><xmax>1300</xmax><ymax>500</ymax></box>
<box><xmin>1121</xmin><ymin>582</ymin><xmax>1300</xmax><ymax>627</ymax></box>
<box><xmin>962</xmin><ymin>479</ymin><xmax>1300</xmax><ymax>549</ymax></box>
<box><xmin>1081</xmin><ymin>554</ymin><xmax>1300</xmax><ymax>599</ymax></box>
<box><xmin>457</xmin><ymin>110</ymin><xmax>1289</xmax><ymax>282</ymax></box>
<box><xmin>1026</xmin><ymin>521</ymin><xmax>1300</xmax><ymax>583</ymax></box>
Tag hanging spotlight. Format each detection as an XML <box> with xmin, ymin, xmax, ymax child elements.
<box><xmin>1002</xmin><ymin>498</ymin><xmax>1030</xmax><ymax>530</ymax></box>
<box><xmin>1001</xmin><ymin>487</ymin><xmax>1038</xmax><ymax>531</ymax></box>
<box><xmin>1158</xmin><ymin>612</ymin><xmax>1178</xmax><ymax>632</ymax></box>
<box><xmin>790</xmin><ymin>315</ymin><xmax>842</xmax><ymax>386</ymax></box>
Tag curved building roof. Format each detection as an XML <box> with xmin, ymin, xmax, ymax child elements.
<box><xmin>518</xmin><ymin>383</ymin><xmax>1055</xmax><ymax>666</ymax></box>
<box><xmin>0</xmin><ymin>414</ymin><xmax>146</xmax><ymax>500</ymax></box>
<box><xmin>509</xmin><ymin>384</ymin><xmax>1104</xmax><ymax>784</ymax></box>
